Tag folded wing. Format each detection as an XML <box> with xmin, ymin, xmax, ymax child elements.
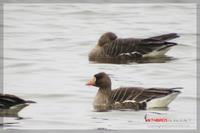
<box><xmin>103</xmin><ymin>33</ymin><xmax>179</xmax><ymax>58</ymax></box>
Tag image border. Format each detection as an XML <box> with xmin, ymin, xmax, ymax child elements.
<box><xmin>0</xmin><ymin>0</ymin><xmax>199</xmax><ymax>133</ymax></box>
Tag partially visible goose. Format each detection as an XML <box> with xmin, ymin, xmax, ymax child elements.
<box><xmin>0</xmin><ymin>94</ymin><xmax>35</xmax><ymax>116</ymax></box>
<box><xmin>86</xmin><ymin>72</ymin><xmax>182</xmax><ymax>112</ymax></box>
<box><xmin>89</xmin><ymin>32</ymin><xmax>179</xmax><ymax>60</ymax></box>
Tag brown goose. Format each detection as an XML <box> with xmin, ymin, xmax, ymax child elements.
<box><xmin>89</xmin><ymin>32</ymin><xmax>179</xmax><ymax>61</ymax></box>
<box><xmin>86</xmin><ymin>72</ymin><xmax>182</xmax><ymax>112</ymax></box>
<box><xmin>0</xmin><ymin>94</ymin><xmax>35</xmax><ymax>116</ymax></box>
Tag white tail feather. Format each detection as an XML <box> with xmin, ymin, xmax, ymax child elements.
<box><xmin>0</xmin><ymin>104</ymin><xmax>28</xmax><ymax>116</ymax></box>
<box><xmin>143</xmin><ymin>47</ymin><xmax>171</xmax><ymax>58</ymax></box>
<box><xmin>146</xmin><ymin>92</ymin><xmax>180</xmax><ymax>109</ymax></box>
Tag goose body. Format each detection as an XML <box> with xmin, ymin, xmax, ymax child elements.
<box><xmin>0</xmin><ymin>94</ymin><xmax>35</xmax><ymax>116</ymax></box>
<box><xmin>89</xmin><ymin>32</ymin><xmax>179</xmax><ymax>61</ymax></box>
<box><xmin>86</xmin><ymin>72</ymin><xmax>182</xmax><ymax>112</ymax></box>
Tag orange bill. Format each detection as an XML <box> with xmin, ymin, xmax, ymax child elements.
<box><xmin>86</xmin><ymin>77</ymin><xmax>96</xmax><ymax>86</ymax></box>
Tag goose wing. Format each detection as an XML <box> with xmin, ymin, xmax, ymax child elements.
<box><xmin>103</xmin><ymin>38</ymin><xmax>141</xmax><ymax>57</ymax></box>
<box><xmin>0</xmin><ymin>94</ymin><xmax>32</xmax><ymax>109</ymax></box>
<box><xmin>103</xmin><ymin>33</ymin><xmax>179</xmax><ymax>57</ymax></box>
<box><xmin>135</xmin><ymin>33</ymin><xmax>179</xmax><ymax>55</ymax></box>
<box><xmin>145</xmin><ymin>33</ymin><xmax>179</xmax><ymax>41</ymax></box>
<box><xmin>111</xmin><ymin>87</ymin><xmax>182</xmax><ymax>103</ymax></box>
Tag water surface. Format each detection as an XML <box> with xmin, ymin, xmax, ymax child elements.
<box><xmin>2</xmin><ymin>4</ymin><xmax>197</xmax><ymax>129</ymax></box>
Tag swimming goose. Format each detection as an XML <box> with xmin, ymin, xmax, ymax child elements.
<box><xmin>86</xmin><ymin>72</ymin><xmax>182</xmax><ymax>112</ymax></box>
<box><xmin>89</xmin><ymin>32</ymin><xmax>179</xmax><ymax>61</ymax></box>
<box><xmin>0</xmin><ymin>94</ymin><xmax>35</xmax><ymax>116</ymax></box>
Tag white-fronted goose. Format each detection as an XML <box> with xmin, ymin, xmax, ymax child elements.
<box><xmin>89</xmin><ymin>32</ymin><xmax>179</xmax><ymax>61</ymax></box>
<box><xmin>0</xmin><ymin>94</ymin><xmax>35</xmax><ymax>116</ymax></box>
<box><xmin>86</xmin><ymin>72</ymin><xmax>182</xmax><ymax>112</ymax></box>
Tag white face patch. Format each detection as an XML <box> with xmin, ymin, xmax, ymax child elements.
<box><xmin>93</xmin><ymin>76</ymin><xmax>96</xmax><ymax>83</ymax></box>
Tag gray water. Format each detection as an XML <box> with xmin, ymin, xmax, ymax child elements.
<box><xmin>2</xmin><ymin>4</ymin><xmax>197</xmax><ymax>129</ymax></box>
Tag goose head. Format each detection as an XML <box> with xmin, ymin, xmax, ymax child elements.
<box><xmin>86</xmin><ymin>72</ymin><xmax>111</xmax><ymax>90</ymax></box>
<box><xmin>97</xmin><ymin>32</ymin><xmax>117</xmax><ymax>47</ymax></box>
